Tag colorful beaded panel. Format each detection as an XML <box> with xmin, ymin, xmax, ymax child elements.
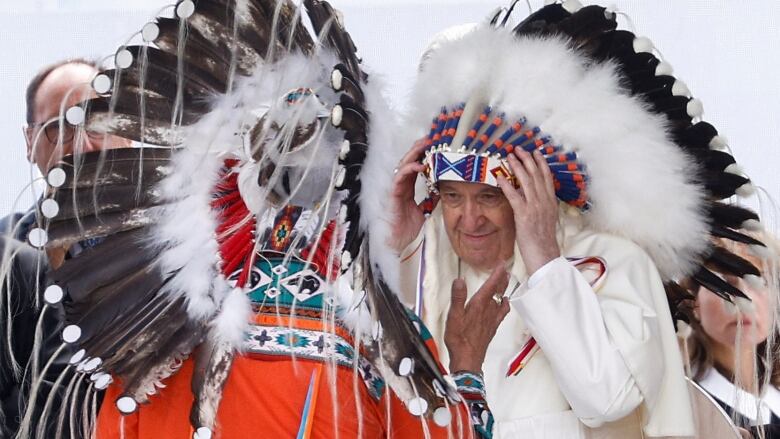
<box><xmin>244</xmin><ymin>325</ymin><xmax>385</xmax><ymax>400</ymax></box>
<box><xmin>451</xmin><ymin>371</ymin><xmax>493</xmax><ymax>438</ymax></box>
<box><xmin>421</xmin><ymin>104</ymin><xmax>590</xmax><ymax>210</ymax></box>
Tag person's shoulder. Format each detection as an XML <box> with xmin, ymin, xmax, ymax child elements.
<box><xmin>0</xmin><ymin>208</ymin><xmax>35</xmax><ymax>242</ymax></box>
<box><xmin>563</xmin><ymin>226</ymin><xmax>657</xmax><ymax>271</ymax></box>
<box><xmin>0</xmin><ymin>211</ymin><xmax>24</xmax><ymax>230</ymax></box>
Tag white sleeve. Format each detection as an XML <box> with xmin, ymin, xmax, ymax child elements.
<box><xmin>510</xmin><ymin>256</ymin><xmax>661</xmax><ymax>427</ymax></box>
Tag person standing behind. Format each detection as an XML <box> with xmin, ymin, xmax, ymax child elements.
<box><xmin>685</xmin><ymin>234</ymin><xmax>780</xmax><ymax>438</ymax></box>
<box><xmin>0</xmin><ymin>58</ymin><xmax>129</xmax><ymax>438</ymax></box>
<box><xmin>1</xmin><ymin>59</ymin><xmax>130</xmax><ymax>241</ymax></box>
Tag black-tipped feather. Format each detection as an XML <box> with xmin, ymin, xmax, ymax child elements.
<box><xmin>513</xmin><ymin>3</ymin><xmax>570</xmax><ymax>36</ymax></box>
<box><xmin>304</xmin><ymin>0</ymin><xmax>362</xmax><ymax>80</ymax></box>
<box><xmin>361</xmin><ymin>251</ymin><xmax>458</xmax><ymax>413</ymax></box>
<box><xmin>48</xmin><ymin>229</ymin><xmax>151</xmax><ymax>288</ymax></box>
<box><xmin>710</xmin><ymin>225</ymin><xmax>766</xmax><ymax>248</ymax></box>
<box><xmin>557</xmin><ymin>5</ymin><xmax>617</xmax><ymax>50</ymax></box>
<box><xmin>53</xmin><ymin>148</ymin><xmax>172</xmax><ymax>190</ymax></box>
<box><xmin>189</xmin><ymin>337</ymin><xmax>235</xmax><ymax>431</ymax></box>
<box><xmin>692</xmin><ymin>266</ymin><xmax>748</xmax><ymax>302</ymax></box>
<box><xmin>46</xmin><ymin>206</ymin><xmax>162</xmax><ymax>247</ymax></box>
<box><xmin>83</xmin><ymin>96</ymin><xmax>188</xmax><ymax>145</ymax></box>
<box><xmin>702</xmin><ymin>150</ymin><xmax>736</xmax><ymax>172</ymax></box>
<box><xmin>704</xmin><ymin>247</ymin><xmax>761</xmax><ymax>278</ymax></box>
<box><xmin>708</xmin><ymin>202</ymin><xmax>759</xmax><ymax>230</ymax></box>
<box><xmin>703</xmin><ymin>171</ymin><xmax>750</xmax><ymax>200</ymax></box>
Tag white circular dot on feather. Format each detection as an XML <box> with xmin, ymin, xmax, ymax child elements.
<box><xmin>655</xmin><ymin>61</ymin><xmax>673</xmax><ymax>76</ymax></box>
<box><xmin>84</xmin><ymin>357</ymin><xmax>102</xmax><ymax>373</ymax></box>
<box><xmin>724</xmin><ymin>164</ymin><xmax>744</xmax><ymax>176</ymax></box>
<box><xmin>744</xmin><ymin>274</ymin><xmax>765</xmax><ymax>290</ymax></box>
<box><xmin>89</xmin><ymin>372</ymin><xmax>101</xmax><ymax>382</ymax></box>
<box><xmin>62</xmin><ymin>325</ymin><xmax>82</xmax><ymax>343</ymax></box>
<box><xmin>94</xmin><ymin>373</ymin><xmax>113</xmax><ymax>390</ymax></box>
<box><xmin>176</xmin><ymin>0</ymin><xmax>195</xmax><ymax>18</ymax></box>
<box><xmin>339</xmin><ymin>205</ymin><xmax>348</xmax><ymax>223</ymax></box>
<box><xmin>709</xmin><ymin>135</ymin><xmax>728</xmax><ymax>151</ymax></box>
<box><xmin>336</xmin><ymin>168</ymin><xmax>346</xmax><ymax>187</ymax></box>
<box><xmin>749</xmin><ymin>244</ymin><xmax>773</xmax><ymax>259</ymax></box>
<box><xmin>735</xmin><ymin>297</ymin><xmax>755</xmax><ymax>315</ymax></box>
<box><xmin>632</xmin><ymin>36</ymin><xmax>653</xmax><ymax>53</ymax></box>
<box><xmin>742</xmin><ymin>219</ymin><xmax>762</xmax><ymax>231</ymax></box>
<box><xmin>561</xmin><ymin>0</ymin><xmax>583</xmax><ymax>13</ymax></box>
<box><xmin>331</xmin><ymin>69</ymin><xmax>343</xmax><ymax>91</ymax></box>
<box><xmin>41</xmin><ymin>198</ymin><xmax>59</xmax><ymax>219</ymax></box>
<box><xmin>675</xmin><ymin>320</ymin><xmax>692</xmax><ymax>339</ymax></box>
<box><xmin>339</xmin><ymin>140</ymin><xmax>350</xmax><ymax>160</ymax></box>
<box><xmin>69</xmin><ymin>349</ymin><xmax>86</xmax><ymax>365</ymax></box>
<box><xmin>44</xmin><ymin>284</ymin><xmax>64</xmax><ymax>305</ymax></box>
<box><xmin>407</xmin><ymin>397</ymin><xmax>428</xmax><ymax>416</ymax></box>
<box><xmin>65</xmin><ymin>106</ymin><xmax>85</xmax><ymax>125</ymax></box>
<box><xmin>686</xmin><ymin>98</ymin><xmax>705</xmax><ymax>118</ymax></box>
<box><xmin>398</xmin><ymin>357</ymin><xmax>414</xmax><ymax>376</ymax></box>
<box><xmin>331</xmin><ymin>105</ymin><xmax>343</xmax><ymax>127</ymax></box>
<box><xmin>47</xmin><ymin>167</ymin><xmax>67</xmax><ymax>188</ymax></box>
<box><xmin>27</xmin><ymin>228</ymin><xmax>48</xmax><ymax>248</ymax></box>
<box><xmin>371</xmin><ymin>321</ymin><xmax>382</xmax><ymax>340</ymax></box>
<box><xmin>116</xmin><ymin>396</ymin><xmax>138</xmax><ymax>414</ymax></box>
<box><xmin>76</xmin><ymin>359</ymin><xmax>89</xmax><ymax>373</ymax></box>
<box><xmin>141</xmin><ymin>22</ymin><xmax>160</xmax><ymax>42</ymax></box>
<box><xmin>686</xmin><ymin>98</ymin><xmax>703</xmax><ymax>118</ymax></box>
<box><xmin>433</xmin><ymin>407</ymin><xmax>452</xmax><ymax>427</ymax></box>
<box><xmin>432</xmin><ymin>380</ymin><xmax>446</xmax><ymax>398</ymax></box>
<box><xmin>736</xmin><ymin>183</ymin><xmax>756</xmax><ymax>198</ymax></box>
<box><xmin>194</xmin><ymin>427</ymin><xmax>213</xmax><ymax>439</ymax></box>
<box><xmin>672</xmin><ymin>80</ymin><xmax>690</xmax><ymax>97</ymax></box>
<box><xmin>92</xmin><ymin>74</ymin><xmax>112</xmax><ymax>94</ymax></box>
<box><xmin>115</xmin><ymin>49</ymin><xmax>134</xmax><ymax>69</ymax></box>
<box><xmin>340</xmin><ymin>251</ymin><xmax>352</xmax><ymax>267</ymax></box>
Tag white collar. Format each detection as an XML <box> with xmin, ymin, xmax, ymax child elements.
<box><xmin>698</xmin><ymin>367</ymin><xmax>780</xmax><ymax>424</ymax></box>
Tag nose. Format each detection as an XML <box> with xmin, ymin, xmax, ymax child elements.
<box><xmin>459</xmin><ymin>199</ymin><xmax>485</xmax><ymax>232</ymax></box>
<box><xmin>77</xmin><ymin>131</ymin><xmax>107</xmax><ymax>154</ymax></box>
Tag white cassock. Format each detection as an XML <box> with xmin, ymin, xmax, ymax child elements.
<box><xmin>400</xmin><ymin>208</ymin><xmax>695</xmax><ymax>438</ymax></box>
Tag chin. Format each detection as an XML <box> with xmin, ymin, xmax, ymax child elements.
<box><xmin>461</xmin><ymin>256</ymin><xmax>497</xmax><ymax>272</ymax></box>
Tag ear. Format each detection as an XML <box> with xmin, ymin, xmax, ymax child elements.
<box><xmin>23</xmin><ymin>126</ymin><xmax>34</xmax><ymax>163</ymax></box>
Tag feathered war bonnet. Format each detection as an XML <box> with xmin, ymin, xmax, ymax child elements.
<box><xmin>408</xmin><ymin>0</ymin><xmax>770</xmax><ymax>309</ymax></box>
<box><xmin>20</xmin><ymin>0</ymin><xmax>469</xmax><ymax>433</ymax></box>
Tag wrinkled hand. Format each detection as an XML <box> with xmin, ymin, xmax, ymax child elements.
<box><xmin>496</xmin><ymin>148</ymin><xmax>560</xmax><ymax>275</ymax></box>
<box><xmin>445</xmin><ymin>266</ymin><xmax>511</xmax><ymax>373</ymax></box>
<box><xmin>387</xmin><ymin>139</ymin><xmax>437</xmax><ymax>254</ymax></box>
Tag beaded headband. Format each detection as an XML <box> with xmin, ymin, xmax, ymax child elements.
<box><xmin>421</xmin><ymin>102</ymin><xmax>590</xmax><ymax>210</ymax></box>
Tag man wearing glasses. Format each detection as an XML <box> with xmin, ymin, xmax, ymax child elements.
<box><xmin>1</xmin><ymin>59</ymin><xmax>130</xmax><ymax>241</ymax></box>
<box><xmin>0</xmin><ymin>59</ymin><xmax>129</xmax><ymax>437</ymax></box>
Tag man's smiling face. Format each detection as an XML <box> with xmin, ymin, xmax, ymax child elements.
<box><xmin>439</xmin><ymin>180</ymin><xmax>515</xmax><ymax>272</ymax></box>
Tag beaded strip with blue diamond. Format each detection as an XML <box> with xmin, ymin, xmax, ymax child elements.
<box><xmin>452</xmin><ymin>371</ymin><xmax>494</xmax><ymax>439</ymax></box>
<box><xmin>244</xmin><ymin>324</ymin><xmax>385</xmax><ymax>400</ymax></box>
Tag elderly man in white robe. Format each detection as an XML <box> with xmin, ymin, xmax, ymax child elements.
<box><xmin>377</xmin><ymin>4</ymin><xmax>740</xmax><ymax>437</ymax></box>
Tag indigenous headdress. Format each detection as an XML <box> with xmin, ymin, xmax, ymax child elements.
<box><xmin>409</xmin><ymin>0</ymin><xmax>770</xmax><ymax>306</ymax></box>
<box><xmin>13</xmin><ymin>1</ymin><xmax>458</xmax><ymax>436</ymax></box>
<box><xmin>422</xmin><ymin>100</ymin><xmax>589</xmax><ymax>209</ymax></box>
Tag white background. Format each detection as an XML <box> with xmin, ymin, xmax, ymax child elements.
<box><xmin>2</xmin><ymin>0</ymin><xmax>779</xmax><ymax>224</ymax></box>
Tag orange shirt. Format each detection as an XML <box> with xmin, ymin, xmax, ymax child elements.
<box><xmin>96</xmin><ymin>354</ymin><xmax>473</xmax><ymax>439</ymax></box>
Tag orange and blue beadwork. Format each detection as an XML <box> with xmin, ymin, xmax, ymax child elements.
<box><xmin>422</xmin><ymin>103</ymin><xmax>590</xmax><ymax>210</ymax></box>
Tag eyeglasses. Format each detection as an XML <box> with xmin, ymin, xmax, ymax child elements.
<box><xmin>28</xmin><ymin>119</ymin><xmax>77</xmax><ymax>144</ymax></box>
<box><xmin>26</xmin><ymin>118</ymin><xmax>104</xmax><ymax>144</ymax></box>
